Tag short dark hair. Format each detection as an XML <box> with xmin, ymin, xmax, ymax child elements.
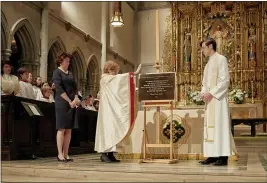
<box><xmin>86</xmin><ymin>95</ymin><xmax>93</xmax><ymax>100</ymax></box>
<box><xmin>1</xmin><ymin>60</ymin><xmax>14</xmax><ymax>75</ymax></box>
<box><xmin>17</xmin><ymin>67</ymin><xmax>29</xmax><ymax>79</ymax></box>
<box><xmin>200</xmin><ymin>38</ymin><xmax>217</xmax><ymax>51</ymax></box>
<box><xmin>56</xmin><ymin>52</ymin><xmax>72</xmax><ymax>66</ymax></box>
<box><xmin>32</xmin><ymin>76</ymin><xmax>42</xmax><ymax>86</ymax></box>
<box><xmin>93</xmin><ymin>100</ymin><xmax>99</xmax><ymax>105</ymax></box>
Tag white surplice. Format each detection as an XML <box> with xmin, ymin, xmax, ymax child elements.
<box><xmin>33</xmin><ymin>86</ymin><xmax>42</xmax><ymax>100</ymax></box>
<box><xmin>1</xmin><ymin>74</ymin><xmax>20</xmax><ymax>95</ymax></box>
<box><xmin>94</xmin><ymin>72</ymin><xmax>135</xmax><ymax>153</ymax></box>
<box><xmin>201</xmin><ymin>52</ymin><xmax>234</xmax><ymax>157</ymax></box>
<box><xmin>17</xmin><ymin>81</ymin><xmax>35</xmax><ymax>100</ymax></box>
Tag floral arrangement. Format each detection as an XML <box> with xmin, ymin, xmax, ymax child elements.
<box><xmin>163</xmin><ymin>120</ymin><xmax>185</xmax><ymax>143</ymax></box>
<box><xmin>187</xmin><ymin>91</ymin><xmax>205</xmax><ymax>105</ymax></box>
<box><xmin>229</xmin><ymin>88</ymin><xmax>248</xmax><ymax>104</ymax></box>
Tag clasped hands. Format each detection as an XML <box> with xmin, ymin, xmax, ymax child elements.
<box><xmin>69</xmin><ymin>99</ymin><xmax>80</xmax><ymax>108</ymax></box>
<box><xmin>200</xmin><ymin>92</ymin><xmax>213</xmax><ymax>103</ymax></box>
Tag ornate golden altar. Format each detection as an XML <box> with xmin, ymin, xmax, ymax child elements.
<box><xmin>162</xmin><ymin>2</ymin><xmax>267</xmax><ymax>115</ymax></box>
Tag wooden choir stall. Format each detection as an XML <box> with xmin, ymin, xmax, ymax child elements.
<box><xmin>1</xmin><ymin>95</ymin><xmax>98</xmax><ymax>160</ymax></box>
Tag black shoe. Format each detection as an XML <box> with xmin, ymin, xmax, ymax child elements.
<box><xmin>199</xmin><ymin>157</ymin><xmax>218</xmax><ymax>165</ymax></box>
<box><xmin>100</xmin><ymin>153</ymin><xmax>113</xmax><ymax>163</ymax></box>
<box><xmin>57</xmin><ymin>156</ymin><xmax>67</xmax><ymax>162</ymax></box>
<box><xmin>108</xmin><ymin>152</ymin><xmax>120</xmax><ymax>162</ymax></box>
<box><xmin>65</xmin><ymin>158</ymin><xmax>74</xmax><ymax>162</ymax></box>
<box><xmin>213</xmin><ymin>158</ymin><xmax>228</xmax><ymax>166</ymax></box>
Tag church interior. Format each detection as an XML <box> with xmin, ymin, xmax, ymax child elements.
<box><xmin>1</xmin><ymin>1</ymin><xmax>267</xmax><ymax>182</ymax></box>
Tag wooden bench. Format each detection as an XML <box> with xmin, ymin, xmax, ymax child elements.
<box><xmin>231</xmin><ymin>118</ymin><xmax>267</xmax><ymax>137</ymax></box>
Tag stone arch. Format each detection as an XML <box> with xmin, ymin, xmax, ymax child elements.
<box><xmin>9</xmin><ymin>18</ymin><xmax>39</xmax><ymax>75</ymax></box>
<box><xmin>1</xmin><ymin>10</ymin><xmax>9</xmax><ymax>50</ymax></box>
<box><xmin>69</xmin><ymin>47</ymin><xmax>86</xmax><ymax>94</ymax></box>
<box><xmin>47</xmin><ymin>36</ymin><xmax>66</xmax><ymax>81</ymax></box>
<box><xmin>85</xmin><ymin>54</ymin><xmax>100</xmax><ymax>97</ymax></box>
<box><xmin>1</xmin><ymin>10</ymin><xmax>12</xmax><ymax>63</ymax></box>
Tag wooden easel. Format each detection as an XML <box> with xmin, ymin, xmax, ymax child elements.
<box><xmin>140</xmin><ymin>100</ymin><xmax>178</xmax><ymax>164</ymax></box>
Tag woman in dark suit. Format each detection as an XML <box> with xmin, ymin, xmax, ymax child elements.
<box><xmin>52</xmin><ymin>52</ymin><xmax>80</xmax><ymax>162</ymax></box>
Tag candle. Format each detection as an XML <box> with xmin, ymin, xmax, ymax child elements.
<box><xmin>155</xmin><ymin>9</ymin><xmax>160</xmax><ymax>64</ymax></box>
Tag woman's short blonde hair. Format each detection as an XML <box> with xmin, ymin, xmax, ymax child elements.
<box><xmin>103</xmin><ymin>60</ymin><xmax>120</xmax><ymax>74</ymax></box>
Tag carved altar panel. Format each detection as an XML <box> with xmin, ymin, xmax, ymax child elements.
<box><xmin>166</xmin><ymin>2</ymin><xmax>267</xmax><ymax>107</ymax></box>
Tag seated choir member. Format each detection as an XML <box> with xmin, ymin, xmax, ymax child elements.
<box><xmin>93</xmin><ymin>99</ymin><xmax>99</xmax><ymax>111</ymax></box>
<box><xmin>1</xmin><ymin>61</ymin><xmax>19</xmax><ymax>96</ymax></box>
<box><xmin>27</xmin><ymin>72</ymin><xmax>36</xmax><ymax>98</ymax></box>
<box><xmin>39</xmin><ymin>86</ymin><xmax>53</xmax><ymax>103</ymax></box>
<box><xmin>83</xmin><ymin>95</ymin><xmax>96</xmax><ymax>111</ymax></box>
<box><xmin>48</xmin><ymin>81</ymin><xmax>56</xmax><ymax>102</ymax></box>
<box><xmin>17</xmin><ymin>68</ymin><xmax>35</xmax><ymax>99</ymax></box>
<box><xmin>32</xmin><ymin>76</ymin><xmax>43</xmax><ymax>100</ymax></box>
<box><xmin>41</xmin><ymin>81</ymin><xmax>50</xmax><ymax>88</ymax></box>
<box><xmin>39</xmin><ymin>81</ymin><xmax>54</xmax><ymax>102</ymax></box>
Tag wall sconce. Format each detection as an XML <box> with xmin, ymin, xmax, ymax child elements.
<box><xmin>110</xmin><ymin>2</ymin><xmax>124</xmax><ymax>27</ymax></box>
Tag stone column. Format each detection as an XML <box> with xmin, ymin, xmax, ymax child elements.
<box><xmin>1</xmin><ymin>49</ymin><xmax>12</xmax><ymax>62</ymax></box>
<box><xmin>39</xmin><ymin>2</ymin><xmax>49</xmax><ymax>80</ymax></box>
<box><xmin>19</xmin><ymin>60</ymin><xmax>31</xmax><ymax>71</ymax></box>
<box><xmin>101</xmin><ymin>2</ymin><xmax>108</xmax><ymax>73</ymax></box>
<box><xmin>80</xmin><ymin>78</ymin><xmax>87</xmax><ymax>97</ymax></box>
<box><xmin>32</xmin><ymin>61</ymin><xmax>40</xmax><ymax>78</ymax></box>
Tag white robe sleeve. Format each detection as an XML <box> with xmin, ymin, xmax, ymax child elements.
<box><xmin>18</xmin><ymin>81</ymin><xmax>27</xmax><ymax>98</ymax></box>
<box><xmin>209</xmin><ymin>56</ymin><xmax>230</xmax><ymax>100</ymax></box>
<box><xmin>29</xmin><ymin>84</ymin><xmax>36</xmax><ymax>100</ymax></box>
<box><xmin>36</xmin><ymin>88</ymin><xmax>43</xmax><ymax>100</ymax></box>
<box><xmin>201</xmin><ymin>65</ymin><xmax>208</xmax><ymax>94</ymax></box>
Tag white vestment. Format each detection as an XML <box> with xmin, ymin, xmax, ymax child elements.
<box><xmin>33</xmin><ymin>86</ymin><xmax>42</xmax><ymax>100</ymax></box>
<box><xmin>94</xmin><ymin>72</ymin><xmax>135</xmax><ymax>153</ymax></box>
<box><xmin>201</xmin><ymin>52</ymin><xmax>235</xmax><ymax>157</ymax></box>
<box><xmin>84</xmin><ymin>105</ymin><xmax>96</xmax><ymax>111</ymax></box>
<box><xmin>17</xmin><ymin>81</ymin><xmax>35</xmax><ymax>100</ymax></box>
<box><xmin>1</xmin><ymin>74</ymin><xmax>20</xmax><ymax>95</ymax></box>
<box><xmin>39</xmin><ymin>97</ymin><xmax>52</xmax><ymax>103</ymax></box>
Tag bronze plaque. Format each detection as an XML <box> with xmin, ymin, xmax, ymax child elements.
<box><xmin>138</xmin><ymin>72</ymin><xmax>176</xmax><ymax>101</ymax></box>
